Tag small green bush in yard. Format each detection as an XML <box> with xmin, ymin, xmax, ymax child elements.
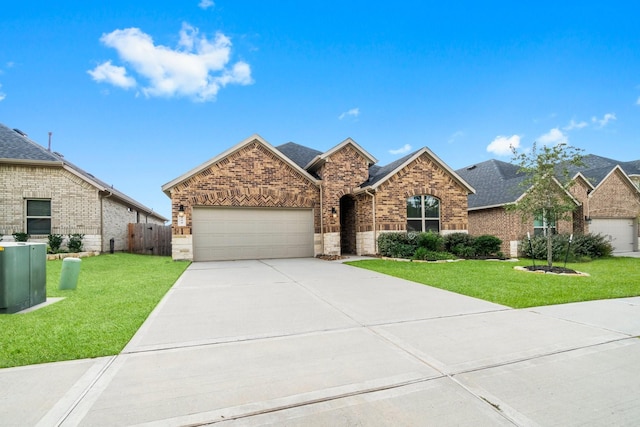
<box><xmin>413</xmin><ymin>247</ymin><xmax>455</xmax><ymax>261</ymax></box>
<box><xmin>444</xmin><ymin>232</ymin><xmax>474</xmax><ymax>253</ymax></box>
<box><xmin>521</xmin><ymin>233</ymin><xmax>612</xmax><ymax>261</ymax></box>
<box><xmin>67</xmin><ymin>233</ymin><xmax>84</xmax><ymax>252</ymax></box>
<box><xmin>417</xmin><ymin>231</ymin><xmax>444</xmax><ymax>251</ymax></box>
<box><xmin>473</xmin><ymin>235</ymin><xmax>502</xmax><ymax>256</ymax></box>
<box><xmin>378</xmin><ymin>232</ymin><xmax>418</xmax><ymax>258</ymax></box>
<box><xmin>12</xmin><ymin>232</ymin><xmax>29</xmax><ymax>242</ymax></box>
<box><xmin>47</xmin><ymin>234</ymin><xmax>64</xmax><ymax>253</ymax></box>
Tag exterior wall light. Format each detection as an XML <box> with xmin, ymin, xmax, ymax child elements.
<box><xmin>331</xmin><ymin>207</ymin><xmax>337</xmax><ymax>218</ymax></box>
<box><xmin>178</xmin><ymin>205</ymin><xmax>185</xmax><ymax>217</ymax></box>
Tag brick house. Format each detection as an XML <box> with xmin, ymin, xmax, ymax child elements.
<box><xmin>0</xmin><ymin>123</ymin><xmax>167</xmax><ymax>252</ymax></box>
<box><xmin>162</xmin><ymin>135</ymin><xmax>474</xmax><ymax>261</ymax></box>
<box><xmin>456</xmin><ymin>155</ymin><xmax>640</xmax><ymax>256</ymax></box>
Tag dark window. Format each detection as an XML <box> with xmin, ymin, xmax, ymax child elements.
<box><xmin>26</xmin><ymin>199</ymin><xmax>51</xmax><ymax>235</ymax></box>
<box><xmin>406</xmin><ymin>195</ymin><xmax>440</xmax><ymax>232</ymax></box>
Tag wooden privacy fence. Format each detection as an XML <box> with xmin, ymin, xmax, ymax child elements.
<box><xmin>128</xmin><ymin>223</ymin><xmax>172</xmax><ymax>256</ymax></box>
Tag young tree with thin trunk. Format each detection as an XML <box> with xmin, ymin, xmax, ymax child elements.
<box><xmin>508</xmin><ymin>142</ymin><xmax>584</xmax><ymax>267</ymax></box>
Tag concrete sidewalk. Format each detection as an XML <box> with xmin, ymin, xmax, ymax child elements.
<box><xmin>2</xmin><ymin>258</ymin><xmax>640</xmax><ymax>426</ymax></box>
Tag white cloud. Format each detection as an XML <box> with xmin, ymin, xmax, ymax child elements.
<box><xmin>199</xmin><ymin>0</ymin><xmax>214</xmax><ymax>9</ymax></box>
<box><xmin>0</xmin><ymin>84</ymin><xmax>5</xmax><ymax>101</ymax></box>
<box><xmin>591</xmin><ymin>113</ymin><xmax>616</xmax><ymax>128</ymax></box>
<box><xmin>87</xmin><ymin>60</ymin><xmax>136</xmax><ymax>88</ymax></box>
<box><xmin>89</xmin><ymin>23</ymin><xmax>252</xmax><ymax>102</ymax></box>
<box><xmin>537</xmin><ymin>128</ymin><xmax>568</xmax><ymax>146</ymax></box>
<box><xmin>448</xmin><ymin>130</ymin><xmax>464</xmax><ymax>144</ymax></box>
<box><xmin>338</xmin><ymin>107</ymin><xmax>359</xmax><ymax>120</ymax></box>
<box><xmin>486</xmin><ymin>135</ymin><xmax>520</xmax><ymax>156</ymax></box>
<box><xmin>389</xmin><ymin>144</ymin><xmax>412</xmax><ymax>155</ymax></box>
<box><xmin>563</xmin><ymin>119</ymin><xmax>588</xmax><ymax>131</ymax></box>
<box><xmin>636</xmin><ymin>96</ymin><xmax>640</xmax><ymax>105</ymax></box>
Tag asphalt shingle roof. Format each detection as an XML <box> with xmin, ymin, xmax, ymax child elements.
<box><xmin>0</xmin><ymin>122</ymin><xmax>167</xmax><ymax>221</ymax></box>
<box><xmin>275</xmin><ymin>142</ymin><xmax>323</xmax><ymax>169</ymax></box>
<box><xmin>276</xmin><ymin>142</ymin><xmax>426</xmax><ymax>188</ymax></box>
<box><xmin>456</xmin><ymin>159</ymin><xmax>527</xmax><ymax>209</ymax></box>
<box><xmin>0</xmin><ymin>124</ymin><xmax>60</xmax><ymax>162</ymax></box>
<box><xmin>457</xmin><ymin>154</ymin><xmax>640</xmax><ymax>210</ymax></box>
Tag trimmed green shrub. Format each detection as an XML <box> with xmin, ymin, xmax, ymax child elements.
<box><xmin>520</xmin><ymin>233</ymin><xmax>612</xmax><ymax>261</ymax></box>
<box><xmin>572</xmin><ymin>233</ymin><xmax>613</xmax><ymax>259</ymax></box>
<box><xmin>443</xmin><ymin>232</ymin><xmax>474</xmax><ymax>253</ymax></box>
<box><xmin>378</xmin><ymin>232</ymin><xmax>418</xmax><ymax>258</ymax></box>
<box><xmin>417</xmin><ymin>231</ymin><xmax>444</xmax><ymax>251</ymax></box>
<box><xmin>12</xmin><ymin>232</ymin><xmax>29</xmax><ymax>242</ymax></box>
<box><xmin>67</xmin><ymin>234</ymin><xmax>84</xmax><ymax>253</ymax></box>
<box><xmin>473</xmin><ymin>235</ymin><xmax>502</xmax><ymax>256</ymax></box>
<box><xmin>47</xmin><ymin>234</ymin><xmax>64</xmax><ymax>253</ymax></box>
<box><xmin>412</xmin><ymin>247</ymin><xmax>455</xmax><ymax>261</ymax></box>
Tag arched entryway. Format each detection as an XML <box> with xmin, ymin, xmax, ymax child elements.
<box><xmin>340</xmin><ymin>195</ymin><xmax>357</xmax><ymax>254</ymax></box>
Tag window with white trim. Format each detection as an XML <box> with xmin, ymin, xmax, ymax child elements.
<box><xmin>407</xmin><ymin>195</ymin><xmax>440</xmax><ymax>232</ymax></box>
<box><xmin>533</xmin><ymin>213</ymin><xmax>556</xmax><ymax>236</ymax></box>
<box><xmin>26</xmin><ymin>199</ymin><xmax>51</xmax><ymax>235</ymax></box>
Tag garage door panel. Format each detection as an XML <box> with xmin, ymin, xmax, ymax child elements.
<box><xmin>192</xmin><ymin>208</ymin><xmax>314</xmax><ymax>261</ymax></box>
<box><xmin>590</xmin><ymin>218</ymin><xmax>635</xmax><ymax>253</ymax></box>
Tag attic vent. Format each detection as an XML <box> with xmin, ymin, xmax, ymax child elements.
<box><xmin>467</xmin><ymin>165</ymin><xmax>477</xmax><ymax>170</ymax></box>
<box><xmin>13</xmin><ymin>128</ymin><xmax>27</xmax><ymax>137</ymax></box>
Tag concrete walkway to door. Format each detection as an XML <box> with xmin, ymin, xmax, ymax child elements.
<box><xmin>2</xmin><ymin>257</ymin><xmax>640</xmax><ymax>426</ymax></box>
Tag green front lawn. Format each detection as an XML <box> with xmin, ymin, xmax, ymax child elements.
<box><xmin>347</xmin><ymin>257</ymin><xmax>640</xmax><ymax>309</ymax></box>
<box><xmin>0</xmin><ymin>253</ymin><xmax>189</xmax><ymax>368</ymax></box>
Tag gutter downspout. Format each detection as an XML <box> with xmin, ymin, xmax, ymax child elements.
<box><xmin>100</xmin><ymin>190</ymin><xmax>113</xmax><ymax>253</ymax></box>
<box><xmin>365</xmin><ymin>189</ymin><xmax>376</xmax><ymax>253</ymax></box>
<box><xmin>320</xmin><ymin>184</ymin><xmax>324</xmax><ymax>254</ymax></box>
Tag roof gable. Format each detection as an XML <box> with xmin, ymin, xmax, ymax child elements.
<box><xmin>363</xmin><ymin>147</ymin><xmax>475</xmax><ymax>194</ymax></box>
<box><xmin>162</xmin><ymin>134</ymin><xmax>320</xmax><ymax>194</ymax></box>
<box><xmin>590</xmin><ymin>165</ymin><xmax>640</xmax><ymax>198</ymax></box>
<box><xmin>305</xmin><ymin>137</ymin><xmax>378</xmax><ymax>172</ymax></box>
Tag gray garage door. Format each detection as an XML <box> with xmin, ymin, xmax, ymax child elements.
<box><xmin>192</xmin><ymin>207</ymin><xmax>314</xmax><ymax>261</ymax></box>
<box><xmin>589</xmin><ymin>218</ymin><xmax>636</xmax><ymax>253</ymax></box>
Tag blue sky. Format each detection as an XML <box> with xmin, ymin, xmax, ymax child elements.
<box><xmin>1</xmin><ymin>1</ymin><xmax>639</xmax><ymax>220</ymax></box>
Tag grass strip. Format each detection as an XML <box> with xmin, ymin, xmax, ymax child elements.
<box><xmin>0</xmin><ymin>253</ymin><xmax>189</xmax><ymax>368</ymax></box>
<box><xmin>347</xmin><ymin>257</ymin><xmax>640</xmax><ymax>309</ymax></box>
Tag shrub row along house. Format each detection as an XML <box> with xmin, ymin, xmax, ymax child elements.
<box><xmin>0</xmin><ymin>123</ymin><xmax>167</xmax><ymax>252</ymax></box>
<box><xmin>456</xmin><ymin>155</ymin><xmax>640</xmax><ymax>256</ymax></box>
<box><xmin>162</xmin><ymin>135</ymin><xmax>475</xmax><ymax>261</ymax></box>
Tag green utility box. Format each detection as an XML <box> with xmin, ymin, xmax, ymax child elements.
<box><xmin>0</xmin><ymin>242</ymin><xmax>47</xmax><ymax>314</ymax></box>
<box><xmin>59</xmin><ymin>257</ymin><xmax>81</xmax><ymax>290</ymax></box>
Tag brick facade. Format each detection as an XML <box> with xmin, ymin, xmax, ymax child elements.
<box><xmin>0</xmin><ymin>164</ymin><xmax>165</xmax><ymax>252</ymax></box>
<box><xmin>588</xmin><ymin>168</ymin><xmax>640</xmax><ymax>220</ymax></box>
<box><xmin>375</xmin><ymin>153</ymin><xmax>469</xmax><ymax>234</ymax></box>
<box><xmin>165</xmin><ymin>137</ymin><xmax>472</xmax><ymax>260</ymax></box>
<box><xmin>469</xmin><ymin>170</ymin><xmax>640</xmax><ymax>256</ymax></box>
<box><xmin>0</xmin><ymin>164</ymin><xmax>102</xmax><ymax>250</ymax></box>
<box><xmin>168</xmin><ymin>140</ymin><xmax>321</xmax><ymax>257</ymax></box>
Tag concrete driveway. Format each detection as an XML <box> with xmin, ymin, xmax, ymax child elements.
<box><xmin>2</xmin><ymin>258</ymin><xmax>640</xmax><ymax>426</ymax></box>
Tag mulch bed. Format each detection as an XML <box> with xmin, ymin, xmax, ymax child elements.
<box><xmin>515</xmin><ymin>265</ymin><xmax>590</xmax><ymax>276</ymax></box>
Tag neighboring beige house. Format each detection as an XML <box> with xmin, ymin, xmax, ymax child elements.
<box><xmin>0</xmin><ymin>123</ymin><xmax>167</xmax><ymax>252</ymax></box>
<box><xmin>456</xmin><ymin>155</ymin><xmax>640</xmax><ymax>256</ymax></box>
<box><xmin>162</xmin><ymin>134</ymin><xmax>475</xmax><ymax>261</ymax></box>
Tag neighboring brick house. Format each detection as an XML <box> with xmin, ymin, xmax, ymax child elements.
<box><xmin>0</xmin><ymin>123</ymin><xmax>167</xmax><ymax>252</ymax></box>
<box><xmin>456</xmin><ymin>155</ymin><xmax>640</xmax><ymax>256</ymax></box>
<box><xmin>162</xmin><ymin>134</ymin><xmax>474</xmax><ymax>261</ymax></box>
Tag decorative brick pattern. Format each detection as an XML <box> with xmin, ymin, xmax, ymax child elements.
<box><xmin>589</xmin><ymin>169</ymin><xmax>640</xmax><ymax>219</ymax></box>
<box><xmin>167</xmin><ymin>138</ymin><xmax>472</xmax><ymax>259</ymax></box>
<box><xmin>375</xmin><ymin>153</ymin><xmax>469</xmax><ymax>232</ymax></box>
<box><xmin>169</xmin><ymin>140</ymin><xmax>321</xmax><ymax>237</ymax></box>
